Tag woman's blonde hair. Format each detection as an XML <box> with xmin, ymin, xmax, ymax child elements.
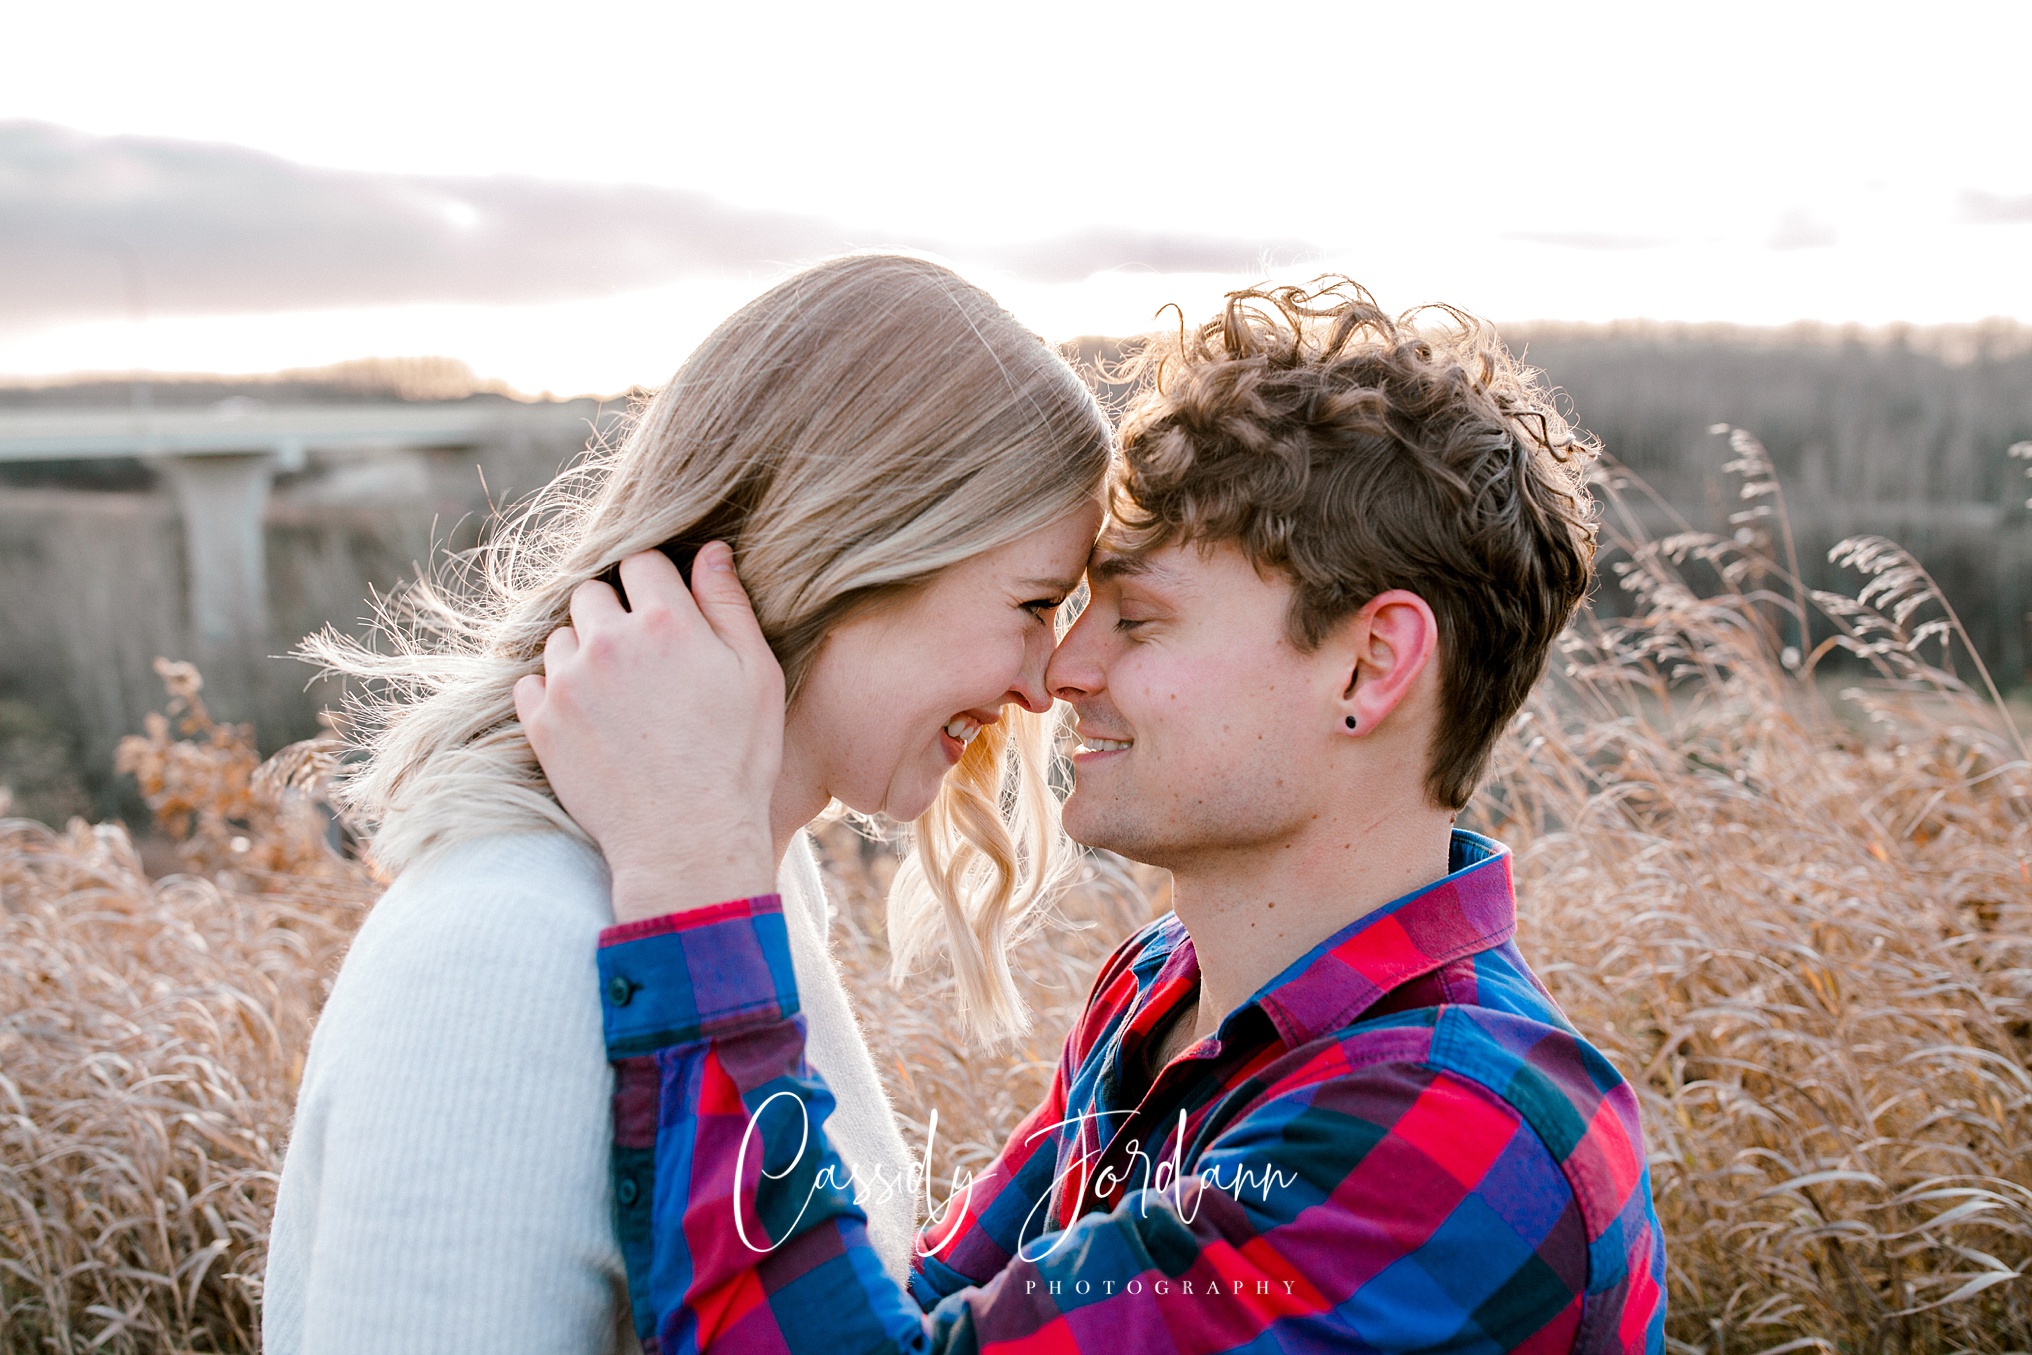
<box><xmin>307</xmin><ymin>254</ymin><xmax>1113</xmax><ymax>1040</ymax></box>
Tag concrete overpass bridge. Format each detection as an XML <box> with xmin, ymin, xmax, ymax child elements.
<box><xmin>0</xmin><ymin>400</ymin><xmax>618</xmax><ymax>662</ymax></box>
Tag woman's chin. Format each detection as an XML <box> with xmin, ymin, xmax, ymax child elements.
<box><xmin>831</xmin><ymin>776</ymin><xmax>940</xmax><ymax>826</ymax></box>
<box><xmin>885</xmin><ymin>768</ymin><xmax>953</xmax><ymax>823</ymax></box>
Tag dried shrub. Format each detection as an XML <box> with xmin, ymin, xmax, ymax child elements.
<box><xmin>111</xmin><ymin>659</ymin><xmax>356</xmax><ymax>891</ymax></box>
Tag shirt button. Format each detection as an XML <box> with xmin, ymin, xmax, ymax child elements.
<box><xmin>606</xmin><ymin>976</ymin><xmax>635</xmax><ymax>1007</ymax></box>
<box><xmin>616</xmin><ymin>1176</ymin><xmax>639</xmax><ymax>1206</ymax></box>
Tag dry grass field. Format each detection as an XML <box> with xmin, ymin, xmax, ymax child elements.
<box><xmin>3</xmin><ymin>438</ymin><xmax>2030</xmax><ymax>1352</ymax></box>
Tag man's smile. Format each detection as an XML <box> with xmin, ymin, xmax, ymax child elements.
<box><xmin>1071</xmin><ymin>726</ymin><xmax>1133</xmax><ymax>760</ymax></box>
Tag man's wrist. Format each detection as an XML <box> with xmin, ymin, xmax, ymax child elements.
<box><xmin>606</xmin><ymin>829</ymin><xmax>775</xmax><ymax>924</ymax></box>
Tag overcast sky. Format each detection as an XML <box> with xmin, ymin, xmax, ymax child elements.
<box><xmin>4</xmin><ymin>0</ymin><xmax>2029</xmax><ymax>395</ymax></box>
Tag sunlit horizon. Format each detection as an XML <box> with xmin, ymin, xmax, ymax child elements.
<box><xmin>5</xmin><ymin>0</ymin><xmax>2029</xmax><ymax>395</ymax></box>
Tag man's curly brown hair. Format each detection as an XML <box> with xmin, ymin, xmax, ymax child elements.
<box><xmin>1107</xmin><ymin>278</ymin><xmax>1599</xmax><ymax>811</ymax></box>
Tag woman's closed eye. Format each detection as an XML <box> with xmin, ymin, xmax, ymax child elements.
<box><xmin>1023</xmin><ymin>596</ymin><xmax>1068</xmax><ymax>623</ymax></box>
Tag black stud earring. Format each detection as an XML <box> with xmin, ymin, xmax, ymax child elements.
<box><xmin>1345</xmin><ymin>715</ymin><xmax>1358</xmax><ymax>731</ymax></box>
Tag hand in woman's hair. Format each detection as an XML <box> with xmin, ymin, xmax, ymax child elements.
<box><xmin>513</xmin><ymin>542</ymin><xmax>786</xmax><ymax>923</ymax></box>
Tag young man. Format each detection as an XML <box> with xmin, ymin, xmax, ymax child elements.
<box><xmin>522</xmin><ymin>282</ymin><xmax>1666</xmax><ymax>1353</ymax></box>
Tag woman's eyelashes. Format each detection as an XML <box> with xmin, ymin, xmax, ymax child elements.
<box><xmin>1022</xmin><ymin>596</ymin><xmax>1068</xmax><ymax>623</ymax></box>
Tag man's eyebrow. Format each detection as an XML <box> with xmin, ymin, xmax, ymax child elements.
<box><xmin>1086</xmin><ymin>552</ymin><xmax>1153</xmax><ymax>583</ymax></box>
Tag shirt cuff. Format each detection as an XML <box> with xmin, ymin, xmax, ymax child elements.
<box><xmin>597</xmin><ymin>894</ymin><xmax>800</xmax><ymax>1056</ymax></box>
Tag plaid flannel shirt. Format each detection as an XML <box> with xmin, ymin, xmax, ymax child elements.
<box><xmin>597</xmin><ymin>830</ymin><xmax>1666</xmax><ymax>1354</ymax></box>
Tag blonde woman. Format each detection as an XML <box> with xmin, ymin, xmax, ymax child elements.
<box><xmin>264</xmin><ymin>255</ymin><xmax>1113</xmax><ymax>1355</ymax></box>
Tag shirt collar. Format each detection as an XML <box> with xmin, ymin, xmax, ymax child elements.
<box><xmin>1253</xmin><ymin>828</ymin><xmax>1515</xmax><ymax>1045</ymax></box>
<box><xmin>1137</xmin><ymin>829</ymin><xmax>1518</xmax><ymax>1052</ymax></box>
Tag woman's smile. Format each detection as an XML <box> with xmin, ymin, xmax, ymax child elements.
<box><xmin>938</xmin><ymin>710</ymin><xmax>994</xmax><ymax>764</ymax></box>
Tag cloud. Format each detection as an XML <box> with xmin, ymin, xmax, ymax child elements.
<box><xmin>1504</xmin><ymin>230</ymin><xmax>1673</xmax><ymax>251</ymax></box>
<box><xmin>0</xmin><ymin>121</ymin><xmax>1319</xmax><ymax>335</ymax></box>
<box><xmin>979</xmin><ymin>227</ymin><xmax>1319</xmax><ymax>284</ymax></box>
<box><xmin>1962</xmin><ymin>189</ymin><xmax>2032</xmax><ymax>224</ymax></box>
<box><xmin>1768</xmin><ymin>208</ymin><xmax>1838</xmax><ymax>251</ymax></box>
<box><xmin>0</xmin><ymin>121</ymin><xmax>868</xmax><ymax>334</ymax></box>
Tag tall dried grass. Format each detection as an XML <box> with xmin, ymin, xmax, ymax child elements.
<box><xmin>0</xmin><ymin>663</ymin><xmax>371</xmax><ymax>1353</ymax></box>
<box><xmin>1471</xmin><ymin>432</ymin><xmax>2032</xmax><ymax>1350</ymax></box>
<box><xmin>2</xmin><ymin>436</ymin><xmax>2029</xmax><ymax>1352</ymax></box>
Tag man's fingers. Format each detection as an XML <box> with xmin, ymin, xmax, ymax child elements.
<box><xmin>690</xmin><ymin>542</ymin><xmax>778</xmax><ymax>672</ymax></box>
<box><xmin>616</xmin><ymin>549</ymin><xmax>700</xmax><ymax>626</ymax></box>
<box><xmin>511</xmin><ymin>672</ymin><xmax>546</xmax><ymax>731</ymax></box>
<box><xmin>569</xmin><ymin>577</ymin><xmax>628</xmax><ymax>635</ymax></box>
<box><xmin>542</xmin><ymin>624</ymin><xmax>580</xmax><ymax>672</ymax></box>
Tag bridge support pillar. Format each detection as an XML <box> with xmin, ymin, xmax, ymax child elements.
<box><xmin>157</xmin><ymin>452</ymin><xmax>275</xmax><ymax>713</ymax></box>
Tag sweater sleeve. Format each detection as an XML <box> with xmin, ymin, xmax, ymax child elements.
<box><xmin>264</xmin><ymin>834</ymin><xmax>631</xmax><ymax>1355</ymax></box>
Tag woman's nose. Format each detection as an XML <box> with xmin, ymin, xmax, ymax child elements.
<box><xmin>1005</xmin><ymin>628</ymin><xmax>1056</xmax><ymax>713</ymax></box>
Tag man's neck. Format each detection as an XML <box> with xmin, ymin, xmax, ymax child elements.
<box><xmin>1165</xmin><ymin>801</ymin><xmax>1458</xmax><ymax>1048</ymax></box>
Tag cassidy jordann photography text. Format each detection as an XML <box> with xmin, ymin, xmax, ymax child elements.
<box><xmin>734</xmin><ymin>1097</ymin><xmax>1301</xmax><ymax>1259</ymax></box>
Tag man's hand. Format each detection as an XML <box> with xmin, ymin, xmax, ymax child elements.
<box><xmin>513</xmin><ymin>542</ymin><xmax>785</xmax><ymax>923</ymax></box>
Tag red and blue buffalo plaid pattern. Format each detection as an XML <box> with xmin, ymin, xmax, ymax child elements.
<box><xmin>597</xmin><ymin>830</ymin><xmax>1666</xmax><ymax>1354</ymax></box>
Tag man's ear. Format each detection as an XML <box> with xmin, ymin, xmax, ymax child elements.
<box><xmin>1335</xmin><ymin>590</ymin><xmax>1440</xmax><ymax>735</ymax></box>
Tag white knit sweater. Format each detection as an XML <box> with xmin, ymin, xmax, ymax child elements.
<box><xmin>263</xmin><ymin>831</ymin><xmax>919</xmax><ymax>1355</ymax></box>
